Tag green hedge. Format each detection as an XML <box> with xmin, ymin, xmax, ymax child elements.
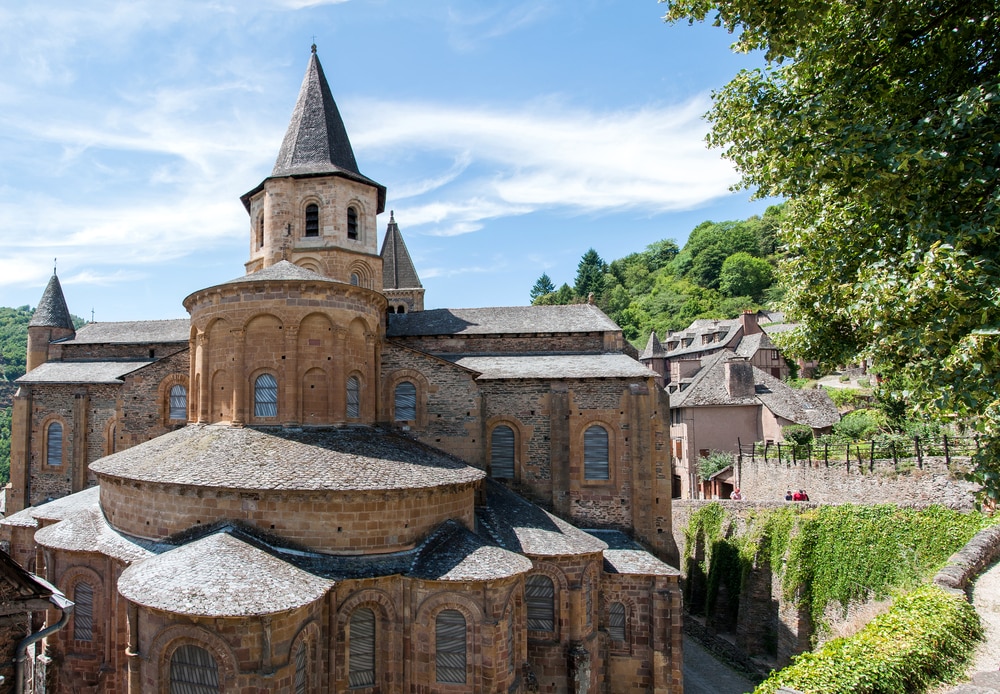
<box><xmin>754</xmin><ymin>585</ymin><xmax>982</xmax><ymax>694</ymax></box>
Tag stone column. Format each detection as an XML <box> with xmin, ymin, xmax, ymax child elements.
<box><xmin>195</xmin><ymin>332</ymin><xmax>209</xmax><ymax>423</ymax></box>
<box><xmin>231</xmin><ymin>329</ymin><xmax>246</xmax><ymax>426</ymax></box>
<box><xmin>72</xmin><ymin>390</ymin><xmax>89</xmax><ymax>493</ymax></box>
<box><xmin>550</xmin><ymin>386</ymin><xmax>571</xmax><ymax>516</ymax></box>
<box><xmin>332</xmin><ymin>328</ymin><xmax>347</xmax><ymax>421</ymax></box>
<box><xmin>126</xmin><ymin>602</ymin><xmax>141</xmax><ymax>694</ymax></box>
<box><xmin>8</xmin><ymin>387</ymin><xmax>33</xmax><ymax>512</ymax></box>
<box><xmin>283</xmin><ymin>325</ymin><xmax>299</xmax><ymax>426</ymax></box>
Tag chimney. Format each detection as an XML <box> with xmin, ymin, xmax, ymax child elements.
<box><xmin>739</xmin><ymin>310</ymin><xmax>760</xmax><ymax>336</ymax></box>
<box><xmin>725</xmin><ymin>358</ymin><xmax>755</xmax><ymax>398</ymax></box>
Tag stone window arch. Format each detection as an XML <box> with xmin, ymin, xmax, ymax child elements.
<box><xmin>254</xmin><ymin>373</ymin><xmax>278</xmax><ymax>418</ymax></box>
<box><xmin>394</xmin><ymin>381</ymin><xmax>416</xmax><ymax>422</ymax></box>
<box><xmin>347</xmin><ymin>205</ymin><xmax>359</xmax><ymax>240</ymax></box>
<box><xmin>305</xmin><ymin>203</ymin><xmax>320</xmax><ymax>237</ymax></box>
<box><xmin>44</xmin><ymin>418</ymin><xmax>65</xmax><ymax>467</ymax></box>
<box><xmin>293</xmin><ymin>640</ymin><xmax>307</xmax><ymax>694</ymax></box>
<box><xmin>152</xmin><ymin>625</ymin><xmax>236</xmax><ymax>694</ymax></box>
<box><xmin>525</xmin><ymin>574</ymin><xmax>555</xmax><ymax>633</ymax></box>
<box><xmin>435</xmin><ymin>609</ymin><xmax>467</xmax><ymax>684</ymax></box>
<box><xmin>346</xmin><ymin>375</ymin><xmax>361</xmax><ymax>419</ymax></box>
<box><xmin>348</xmin><ymin>606</ymin><xmax>376</xmax><ymax>688</ymax></box>
<box><xmin>169</xmin><ymin>644</ymin><xmax>219</xmax><ymax>693</ymax></box>
<box><xmin>169</xmin><ymin>384</ymin><xmax>187</xmax><ymax>421</ymax></box>
<box><xmin>489</xmin><ymin>424</ymin><xmax>516</xmax><ymax>479</ymax></box>
<box><xmin>608</xmin><ymin>602</ymin><xmax>627</xmax><ymax>642</ymax></box>
<box><xmin>583</xmin><ymin>424</ymin><xmax>610</xmax><ymax>480</ymax></box>
<box><xmin>288</xmin><ymin>621</ymin><xmax>320</xmax><ymax>694</ymax></box>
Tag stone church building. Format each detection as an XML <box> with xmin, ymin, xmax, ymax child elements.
<box><xmin>2</xmin><ymin>47</ymin><xmax>682</xmax><ymax>693</ymax></box>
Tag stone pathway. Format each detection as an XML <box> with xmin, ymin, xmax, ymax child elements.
<box><xmin>940</xmin><ymin>559</ymin><xmax>1000</xmax><ymax>694</ymax></box>
<box><xmin>682</xmin><ymin>634</ymin><xmax>756</xmax><ymax>694</ymax></box>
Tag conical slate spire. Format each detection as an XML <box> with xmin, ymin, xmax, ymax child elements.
<box><xmin>271</xmin><ymin>45</ymin><xmax>361</xmax><ymax>178</ymax></box>
<box><xmin>380</xmin><ymin>212</ymin><xmax>422</xmax><ymax>290</ymax></box>
<box><xmin>29</xmin><ymin>273</ymin><xmax>75</xmax><ymax>330</ymax></box>
<box><xmin>640</xmin><ymin>330</ymin><xmax>666</xmax><ymax>360</ymax></box>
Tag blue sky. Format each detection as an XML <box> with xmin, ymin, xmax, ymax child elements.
<box><xmin>0</xmin><ymin>1</ymin><xmax>771</xmax><ymax>322</ymax></box>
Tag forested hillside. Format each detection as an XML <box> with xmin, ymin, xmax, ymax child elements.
<box><xmin>531</xmin><ymin>203</ymin><xmax>786</xmax><ymax>344</ymax></box>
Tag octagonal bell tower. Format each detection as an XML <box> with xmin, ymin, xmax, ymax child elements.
<box><xmin>241</xmin><ymin>45</ymin><xmax>387</xmax><ymax>290</ymax></box>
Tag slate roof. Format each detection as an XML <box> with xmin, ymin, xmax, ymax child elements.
<box><xmin>34</xmin><ymin>503</ymin><xmax>156</xmax><ymax>564</ymax></box>
<box><xmin>586</xmin><ymin>530</ymin><xmax>680</xmax><ymax>575</ymax></box>
<box><xmin>64</xmin><ymin>319</ymin><xmax>189</xmax><ymax>345</ymax></box>
<box><xmin>118</xmin><ymin>531</ymin><xmax>333</xmax><ymax>617</ymax></box>
<box><xmin>380</xmin><ymin>212</ymin><xmax>422</xmax><ymax>290</ymax></box>
<box><xmin>451</xmin><ymin>354</ymin><xmax>655</xmax><ymax>380</ymax></box>
<box><xmin>661</xmin><ymin>320</ymin><xmax>741</xmax><ymax>359</ymax></box>
<box><xmin>408</xmin><ymin>520</ymin><xmax>532</xmax><ymax>581</ymax></box>
<box><xmin>91</xmin><ymin>424</ymin><xmax>485</xmax><ymax>492</ymax></box>
<box><xmin>387</xmin><ymin>304</ymin><xmax>620</xmax><ymax>337</ymax></box>
<box><xmin>16</xmin><ymin>360</ymin><xmax>155</xmax><ymax>384</ymax></box>
<box><xmin>477</xmin><ymin>481</ymin><xmax>607</xmax><ymax>557</ymax></box>
<box><xmin>1</xmin><ymin>487</ymin><xmax>102</xmax><ymax>529</ymax></box>
<box><xmin>734</xmin><ymin>331</ymin><xmax>777</xmax><ymax>358</ymax></box>
<box><xmin>29</xmin><ymin>273</ymin><xmax>75</xmax><ymax>330</ymax></box>
<box><xmin>222</xmin><ymin>260</ymin><xmax>337</xmax><ymax>286</ymax></box>
<box><xmin>640</xmin><ymin>331</ymin><xmax>666</xmax><ymax>359</ymax></box>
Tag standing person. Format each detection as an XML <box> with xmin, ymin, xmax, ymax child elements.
<box><xmin>801</xmin><ymin>489</ymin><xmax>810</xmax><ymax>502</ymax></box>
<box><xmin>792</xmin><ymin>490</ymin><xmax>804</xmax><ymax>501</ymax></box>
<box><xmin>784</xmin><ymin>490</ymin><xmax>793</xmax><ymax>501</ymax></box>
<box><xmin>730</xmin><ymin>487</ymin><xmax>743</xmax><ymax>500</ymax></box>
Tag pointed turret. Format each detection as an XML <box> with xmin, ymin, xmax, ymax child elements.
<box><xmin>639</xmin><ymin>330</ymin><xmax>668</xmax><ymax>388</ymax></box>
<box><xmin>26</xmin><ymin>272</ymin><xmax>76</xmax><ymax>371</ymax></box>
<box><xmin>380</xmin><ymin>212</ymin><xmax>424</xmax><ymax>313</ymax></box>
<box><xmin>640</xmin><ymin>331</ymin><xmax>666</xmax><ymax>360</ymax></box>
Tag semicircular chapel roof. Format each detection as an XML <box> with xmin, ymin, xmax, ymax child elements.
<box><xmin>408</xmin><ymin>520</ymin><xmax>532</xmax><ymax>582</ymax></box>
<box><xmin>90</xmin><ymin>424</ymin><xmax>484</xmax><ymax>492</ymax></box>
<box><xmin>33</xmin><ymin>502</ymin><xmax>155</xmax><ymax>564</ymax></box>
<box><xmin>117</xmin><ymin>531</ymin><xmax>333</xmax><ymax>617</ymax></box>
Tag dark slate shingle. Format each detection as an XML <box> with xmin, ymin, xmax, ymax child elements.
<box><xmin>380</xmin><ymin>212</ymin><xmax>422</xmax><ymax>290</ymax></box>
<box><xmin>387</xmin><ymin>304</ymin><xmax>620</xmax><ymax>337</ymax></box>
<box><xmin>28</xmin><ymin>274</ymin><xmax>75</xmax><ymax>330</ymax></box>
<box><xmin>451</xmin><ymin>354</ymin><xmax>655</xmax><ymax>380</ymax></box>
<box><xmin>65</xmin><ymin>319</ymin><xmax>189</xmax><ymax>345</ymax></box>
<box><xmin>16</xmin><ymin>360</ymin><xmax>155</xmax><ymax>384</ymax></box>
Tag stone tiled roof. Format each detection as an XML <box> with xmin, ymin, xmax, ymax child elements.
<box><xmin>16</xmin><ymin>360</ymin><xmax>155</xmax><ymax>384</ymax></box>
<box><xmin>477</xmin><ymin>481</ymin><xmax>607</xmax><ymax>557</ymax></box>
<box><xmin>91</xmin><ymin>424</ymin><xmax>485</xmax><ymax>491</ymax></box>
<box><xmin>1</xmin><ymin>487</ymin><xmax>102</xmax><ymax>529</ymax></box>
<box><xmin>222</xmin><ymin>260</ymin><xmax>336</xmax><ymax>286</ymax></box>
<box><xmin>118</xmin><ymin>531</ymin><xmax>333</xmax><ymax>617</ymax></box>
<box><xmin>734</xmin><ymin>331</ymin><xmax>776</xmax><ymax>358</ymax></box>
<box><xmin>64</xmin><ymin>319</ymin><xmax>189</xmax><ymax>344</ymax></box>
<box><xmin>408</xmin><ymin>520</ymin><xmax>532</xmax><ymax>581</ymax></box>
<box><xmin>34</xmin><ymin>503</ymin><xmax>156</xmax><ymax>564</ymax></box>
<box><xmin>640</xmin><ymin>331</ymin><xmax>666</xmax><ymax>359</ymax></box>
<box><xmin>29</xmin><ymin>274</ymin><xmax>75</xmax><ymax>330</ymax></box>
<box><xmin>387</xmin><ymin>304</ymin><xmax>620</xmax><ymax>337</ymax></box>
<box><xmin>662</xmin><ymin>321</ymin><xmax>741</xmax><ymax>359</ymax></box>
<box><xmin>451</xmin><ymin>354</ymin><xmax>655</xmax><ymax>380</ymax></box>
<box><xmin>670</xmin><ymin>352</ymin><xmax>758</xmax><ymax>408</ymax></box>
<box><xmin>586</xmin><ymin>530</ymin><xmax>680</xmax><ymax>576</ymax></box>
<box><xmin>380</xmin><ymin>212</ymin><xmax>422</xmax><ymax>290</ymax></box>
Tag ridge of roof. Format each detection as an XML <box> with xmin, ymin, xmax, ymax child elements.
<box><xmin>380</xmin><ymin>211</ymin><xmax>422</xmax><ymax>290</ymax></box>
<box><xmin>223</xmin><ymin>259</ymin><xmax>336</xmax><ymax>285</ymax></box>
<box><xmin>387</xmin><ymin>304</ymin><xmax>620</xmax><ymax>337</ymax></box>
<box><xmin>29</xmin><ymin>273</ymin><xmax>75</xmax><ymax>331</ymax></box>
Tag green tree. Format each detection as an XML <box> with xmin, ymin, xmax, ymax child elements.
<box><xmin>718</xmin><ymin>252</ymin><xmax>773</xmax><ymax>300</ymax></box>
<box><xmin>574</xmin><ymin>248</ymin><xmax>607</xmax><ymax>300</ymax></box>
<box><xmin>529</xmin><ymin>273</ymin><xmax>556</xmax><ymax>303</ymax></box>
<box><xmin>664</xmin><ymin>0</ymin><xmax>1000</xmax><ymax>503</ymax></box>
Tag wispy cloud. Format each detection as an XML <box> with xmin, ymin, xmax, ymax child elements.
<box><xmin>444</xmin><ymin>4</ymin><xmax>554</xmax><ymax>51</ymax></box>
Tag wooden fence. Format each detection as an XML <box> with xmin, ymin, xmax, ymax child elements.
<box><xmin>737</xmin><ymin>434</ymin><xmax>979</xmax><ymax>472</ymax></box>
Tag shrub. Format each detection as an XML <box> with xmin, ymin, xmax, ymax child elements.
<box><xmin>782</xmin><ymin>424</ymin><xmax>814</xmax><ymax>447</ymax></box>
<box><xmin>697</xmin><ymin>450</ymin><xmax>733</xmax><ymax>480</ymax></box>
<box><xmin>824</xmin><ymin>386</ymin><xmax>870</xmax><ymax>410</ymax></box>
<box><xmin>833</xmin><ymin>409</ymin><xmax>881</xmax><ymax>440</ymax></box>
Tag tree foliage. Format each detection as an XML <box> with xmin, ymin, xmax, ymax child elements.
<box><xmin>573</xmin><ymin>248</ymin><xmax>607</xmax><ymax>299</ymax></box>
<box><xmin>663</xmin><ymin>0</ymin><xmax>1000</xmax><ymax>502</ymax></box>
<box><xmin>529</xmin><ymin>273</ymin><xmax>556</xmax><ymax>302</ymax></box>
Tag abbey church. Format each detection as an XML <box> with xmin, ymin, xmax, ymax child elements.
<box><xmin>1</xmin><ymin>48</ymin><xmax>682</xmax><ymax>693</ymax></box>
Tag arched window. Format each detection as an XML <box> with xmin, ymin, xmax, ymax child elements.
<box><xmin>169</xmin><ymin>644</ymin><xmax>219</xmax><ymax>694</ymax></box>
<box><xmin>350</xmin><ymin>272</ymin><xmax>360</xmax><ymax>286</ymax></box>
<box><xmin>305</xmin><ymin>203</ymin><xmax>319</xmax><ymax>237</ymax></box>
<box><xmin>435</xmin><ymin>610</ymin><xmax>466</xmax><ymax>684</ymax></box>
<box><xmin>73</xmin><ymin>582</ymin><xmax>94</xmax><ymax>641</ymax></box>
<box><xmin>294</xmin><ymin>641</ymin><xmax>308</xmax><ymax>694</ymax></box>
<box><xmin>525</xmin><ymin>574</ymin><xmax>555</xmax><ymax>632</ymax></box>
<box><xmin>169</xmin><ymin>384</ymin><xmax>187</xmax><ymax>420</ymax></box>
<box><xmin>394</xmin><ymin>381</ymin><xmax>416</xmax><ymax>422</ymax></box>
<box><xmin>490</xmin><ymin>425</ymin><xmax>515</xmax><ymax>479</ymax></box>
<box><xmin>46</xmin><ymin>422</ymin><xmax>63</xmax><ymax>467</ymax></box>
<box><xmin>584</xmin><ymin>425</ymin><xmax>610</xmax><ymax>480</ymax></box>
<box><xmin>507</xmin><ymin>610</ymin><xmax>515</xmax><ymax>674</ymax></box>
<box><xmin>347</xmin><ymin>206</ymin><xmax>359</xmax><ymax>240</ymax></box>
<box><xmin>254</xmin><ymin>373</ymin><xmax>278</xmax><ymax>418</ymax></box>
<box><xmin>396</xmin><ymin>305</ymin><xmax>406</xmax><ymax>314</ymax></box>
<box><xmin>346</xmin><ymin>376</ymin><xmax>360</xmax><ymax>419</ymax></box>
<box><xmin>349</xmin><ymin>607</ymin><xmax>376</xmax><ymax>688</ymax></box>
<box><xmin>609</xmin><ymin>602</ymin><xmax>626</xmax><ymax>642</ymax></box>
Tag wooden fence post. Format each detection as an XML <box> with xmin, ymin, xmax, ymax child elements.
<box><xmin>869</xmin><ymin>440</ymin><xmax>875</xmax><ymax>473</ymax></box>
<box><xmin>944</xmin><ymin>434</ymin><xmax>950</xmax><ymax>467</ymax></box>
<box><xmin>915</xmin><ymin>435</ymin><xmax>923</xmax><ymax>469</ymax></box>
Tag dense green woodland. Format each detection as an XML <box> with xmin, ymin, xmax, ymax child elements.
<box><xmin>531</xmin><ymin>204</ymin><xmax>786</xmax><ymax>344</ymax></box>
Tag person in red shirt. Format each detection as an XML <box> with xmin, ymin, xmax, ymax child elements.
<box><xmin>792</xmin><ymin>490</ymin><xmax>804</xmax><ymax>501</ymax></box>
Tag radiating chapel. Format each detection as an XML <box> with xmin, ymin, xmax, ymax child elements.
<box><xmin>2</xmin><ymin>47</ymin><xmax>682</xmax><ymax>693</ymax></box>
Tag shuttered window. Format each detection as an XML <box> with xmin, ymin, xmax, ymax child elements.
<box><xmin>169</xmin><ymin>645</ymin><xmax>219</xmax><ymax>694</ymax></box>
<box><xmin>584</xmin><ymin>425</ymin><xmax>610</xmax><ymax>480</ymax></box>
<box><xmin>46</xmin><ymin>422</ymin><xmax>63</xmax><ymax>466</ymax></box>
<box><xmin>254</xmin><ymin>374</ymin><xmax>278</xmax><ymax>418</ymax></box>
<box><xmin>347</xmin><ymin>207</ymin><xmax>359</xmax><ymax>240</ymax></box>
<box><xmin>394</xmin><ymin>381</ymin><xmax>416</xmax><ymax>421</ymax></box>
<box><xmin>349</xmin><ymin>607</ymin><xmax>376</xmax><ymax>688</ymax></box>
<box><xmin>73</xmin><ymin>582</ymin><xmax>94</xmax><ymax>641</ymax></box>
<box><xmin>609</xmin><ymin>602</ymin><xmax>626</xmax><ymax>642</ymax></box>
<box><xmin>435</xmin><ymin>610</ymin><xmax>466</xmax><ymax>684</ymax></box>
<box><xmin>507</xmin><ymin>610</ymin><xmax>515</xmax><ymax>673</ymax></box>
<box><xmin>346</xmin><ymin>377</ymin><xmax>360</xmax><ymax>419</ymax></box>
<box><xmin>490</xmin><ymin>425</ymin><xmax>515</xmax><ymax>479</ymax></box>
<box><xmin>294</xmin><ymin>641</ymin><xmax>307</xmax><ymax>694</ymax></box>
<box><xmin>169</xmin><ymin>385</ymin><xmax>187</xmax><ymax>420</ymax></box>
<box><xmin>525</xmin><ymin>574</ymin><xmax>555</xmax><ymax>632</ymax></box>
<box><xmin>305</xmin><ymin>204</ymin><xmax>319</xmax><ymax>237</ymax></box>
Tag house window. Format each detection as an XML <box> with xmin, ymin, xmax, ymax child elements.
<box><xmin>169</xmin><ymin>384</ymin><xmax>187</xmax><ymax>420</ymax></box>
<box><xmin>169</xmin><ymin>645</ymin><xmax>219</xmax><ymax>694</ymax></box>
<box><xmin>583</xmin><ymin>425</ymin><xmax>610</xmax><ymax>480</ymax></box>
<box><xmin>490</xmin><ymin>425</ymin><xmax>515</xmax><ymax>479</ymax></box>
<box><xmin>349</xmin><ymin>607</ymin><xmax>376</xmax><ymax>688</ymax></box>
<box><xmin>254</xmin><ymin>373</ymin><xmax>278</xmax><ymax>418</ymax></box>
<box><xmin>46</xmin><ymin>422</ymin><xmax>63</xmax><ymax>466</ymax></box>
<box><xmin>608</xmin><ymin>602</ymin><xmax>626</xmax><ymax>642</ymax></box>
<box><xmin>771</xmin><ymin>349</ymin><xmax>780</xmax><ymax>360</ymax></box>
<box><xmin>347</xmin><ymin>206</ymin><xmax>359</xmax><ymax>240</ymax></box>
<box><xmin>73</xmin><ymin>582</ymin><xmax>94</xmax><ymax>641</ymax></box>
<box><xmin>305</xmin><ymin>204</ymin><xmax>319</xmax><ymax>237</ymax></box>
<box><xmin>670</xmin><ymin>409</ymin><xmax>681</xmax><ymax>425</ymax></box>
<box><xmin>346</xmin><ymin>376</ymin><xmax>360</xmax><ymax>419</ymax></box>
<box><xmin>394</xmin><ymin>381</ymin><xmax>416</xmax><ymax>421</ymax></box>
<box><xmin>525</xmin><ymin>574</ymin><xmax>555</xmax><ymax>632</ymax></box>
<box><xmin>294</xmin><ymin>641</ymin><xmax>308</xmax><ymax>694</ymax></box>
<box><xmin>435</xmin><ymin>610</ymin><xmax>467</xmax><ymax>684</ymax></box>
